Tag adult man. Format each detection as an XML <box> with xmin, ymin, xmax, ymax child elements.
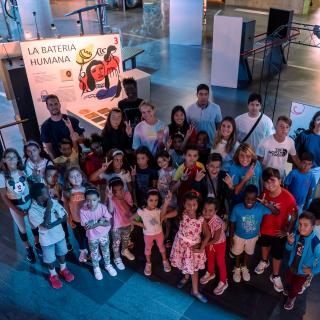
<box><xmin>186</xmin><ymin>84</ymin><xmax>222</xmax><ymax>147</ymax></box>
<box><xmin>235</xmin><ymin>93</ymin><xmax>274</xmax><ymax>150</ymax></box>
<box><xmin>40</xmin><ymin>94</ymin><xmax>85</xmax><ymax>159</ymax></box>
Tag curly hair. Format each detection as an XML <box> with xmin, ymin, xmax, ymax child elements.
<box><xmin>0</xmin><ymin>148</ymin><xmax>25</xmax><ymax>180</ymax></box>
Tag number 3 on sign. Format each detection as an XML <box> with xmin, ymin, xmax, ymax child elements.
<box><xmin>114</xmin><ymin>37</ymin><xmax>118</xmax><ymax>45</ymax></box>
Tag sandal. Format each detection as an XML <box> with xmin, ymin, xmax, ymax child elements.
<box><xmin>144</xmin><ymin>262</ymin><xmax>152</xmax><ymax>276</ymax></box>
<box><xmin>177</xmin><ymin>276</ymin><xmax>189</xmax><ymax>289</ymax></box>
<box><xmin>191</xmin><ymin>291</ymin><xmax>208</xmax><ymax>303</ymax></box>
<box><xmin>163</xmin><ymin>260</ymin><xmax>171</xmax><ymax>273</ymax></box>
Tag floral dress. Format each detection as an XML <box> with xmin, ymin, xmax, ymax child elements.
<box><xmin>170</xmin><ymin>214</ymin><xmax>206</xmax><ymax>274</ymax></box>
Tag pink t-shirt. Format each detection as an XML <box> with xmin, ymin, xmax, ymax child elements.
<box><xmin>112</xmin><ymin>192</ymin><xmax>133</xmax><ymax>229</ymax></box>
<box><xmin>80</xmin><ymin>203</ymin><xmax>112</xmax><ymax>240</ymax></box>
<box><xmin>208</xmin><ymin>215</ymin><xmax>226</xmax><ymax>244</ymax></box>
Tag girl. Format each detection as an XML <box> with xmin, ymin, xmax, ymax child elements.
<box><xmin>0</xmin><ymin>148</ymin><xmax>41</xmax><ymax>262</ymax></box>
<box><xmin>211</xmin><ymin>116</ymin><xmax>240</xmax><ymax>171</ymax></box>
<box><xmin>200</xmin><ymin>198</ymin><xmax>228</xmax><ymax>295</ymax></box>
<box><xmin>24</xmin><ymin>140</ymin><xmax>53</xmax><ymax>184</ymax></box>
<box><xmin>63</xmin><ymin>166</ymin><xmax>89</xmax><ymax>262</ymax></box>
<box><xmin>228</xmin><ymin>143</ymin><xmax>262</xmax><ymax>205</ymax></box>
<box><xmin>132</xmin><ymin>190</ymin><xmax>176</xmax><ymax>276</ymax></box>
<box><xmin>170</xmin><ymin>191</ymin><xmax>210</xmax><ymax>303</ymax></box>
<box><xmin>80</xmin><ymin>187</ymin><xmax>117</xmax><ymax>280</ymax></box>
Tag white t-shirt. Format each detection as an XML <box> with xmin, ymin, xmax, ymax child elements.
<box><xmin>315</xmin><ymin>225</ymin><xmax>320</xmax><ymax>239</ymax></box>
<box><xmin>25</xmin><ymin>158</ymin><xmax>52</xmax><ymax>182</ymax></box>
<box><xmin>28</xmin><ymin>199</ymin><xmax>66</xmax><ymax>247</ymax></box>
<box><xmin>235</xmin><ymin>113</ymin><xmax>274</xmax><ymax>150</ymax></box>
<box><xmin>137</xmin><ymin>208</ymin><xmax>162</xmax><ymax>236</ymax></box>
<box><xmin>256</xmin><ymin>135</ymin><xmax>296</xmax><ymax>178</ymax></box>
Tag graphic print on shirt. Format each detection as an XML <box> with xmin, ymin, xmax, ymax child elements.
<box><xmin>7</xmin><ymin>176</ymin><xmax>28</xmax><ymax>201</ymax></box>
<box><xmin>268</xmin><ymin>148</ymin><xmax>288</xmax><ymax>157</ymax></box>
<box><xmin>241</xmin><ymin>215</ymin><xmax>257</xmax><ymax>233</ymax></box>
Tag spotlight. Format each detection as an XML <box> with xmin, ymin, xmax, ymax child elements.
<box><xmin>76</xmin><ymin>20</ymin><xmax>81</xmax><ymax>27</ymax></box>
<box><xmin>50</xmin><ymin>23</ymin><xmax>56</xmax><ymax>30</ymax></box>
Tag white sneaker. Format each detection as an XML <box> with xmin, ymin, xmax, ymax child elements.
<box><xmin>79</xmin><ymin>249</ymin><xmax>88</xmax><ymax>263</ymax></box>
<box><xmin>270</xmin><ymin>275</ymin><xmax>284</xmax><ymax>292</ymax></box>
<box><xmin>241</xmin><ymin>266</ymin><xmax>251</xmax><ymax>282</ymax></box>
<box><xmin>93</xmin><ymin>267</ymin><xmax>103</xmax><ymax>280</ymax></box>
<box><xmin>200</xmin><ymin>272</ymin><xmax>216</xmax><ymax>284</ymax></box>
<box><xmin>105</xmin><ymin>264</ymin><xmax>117</xmax><ymax>277</ymax></box>
<box><xmin>121</xmin><ymin>249</ymin><xmax>135</xmax><ymax>261</ymax></box>
<box><xmin>254</xmin><ymin>260</ymin><xmax>270</xmax><ymax>275</ymax></box>
<box><xmin>114</xmin><ymin>258</ymin><xmax>125</xmax><ymax>270</ymax></box>
<box><xmin>233</xmin><ymin>267</ymin><xmax>241</xmax><ymax>283</ymax></box>
<box><xmin>213</xmin><ymin>281</ymin><xmax>228</xmax><ymax>295</ymax></box>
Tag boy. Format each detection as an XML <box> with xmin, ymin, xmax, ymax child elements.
<box><xmin>230</xmin><ymin>184</ymin><xmax>279</xmax><ymax>282</ymax></box>
<box><xmin>284</xmin><ymin>152</ymin><xmax>316</xmax><ymax>214</ymax></box>
<box><xmin>254</xmin><ymin>168</ymin><xmax>298</xmax><ymax>293</ymax></box>
<box><xmin>284</xmin><ymin>211</ymin><xmax>320</xmax><ymax>310</ymax></box>
<box><xmin>168</xmin><ymin>133</ymin><xmax>184</xmax><ymax>169</ymax></box>
<box><xmin>196</xmin><ymin>131</ymin><xmax>210</xmax><ymax>164</ymax></box>
<box><xmin>256</xmin><ymin>116</ymin><xmax>300</xmax><ymax>179</ymax></box>
<box><xmin>28</xmin><ymin>183</ymin><xmax>75</xmax><ymax>289</ymax></box>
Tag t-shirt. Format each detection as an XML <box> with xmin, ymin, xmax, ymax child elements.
<box><xmin>40</xmin><ymin>114</ymin><xmax>84</xmax><ymax>158</ymax></box>
<box><xmin>295</xmin><ymin>131</ymin><xmax>320</xmax><ymax>167</ymax></box>
<box><xmin>186</xmin><ymin>102</ymin><xmax>222</xmax><ymax>147</ymax></box>
<box><xmin>158</xmin><ymin>167</ymin><xmax>176</xmax><ymax>206</ymax></box>
<box><xmin>100</xmin><ymin>170</ymin><xmax>131</xmax><ymax>192</ymax></box>
<box><xmin>80</xmin><ymin>203</ymin><xmax>112</xmax><ymax>241</ymax></box>
<box><xmin>101</xmin><ymin>127</ymin><xmax>131</xmax><ymax>154</ymax></box>
<box><xmin>64</xmin><ymin>189</ymin><xmax>86</xmax><ymax>222</ymax></box>
<box><xmin>132</xmin><ymin>120</ymin><xmax>169</xmax><ymax>156</ymax></box>
<box><xmin>83</xmin><ymin>153</ymin><xmax>105</xmax><ymax>186</ymax></box>
<box><xmin>256</xmin><ymin>135</ymin><xmax>296</xmax><ymax>178</ymax></box>
<box><xmin>135</xmin><ymin>167</ymin><xmax>158</xmax><ymax>206</ymax></box>
<box><xmin>54</xmin><ymin>149</ymin><xmax>79</xmax><ymax>168</ymax></box>
<box><xmin>315</xmin><ymin>225</ymin><xmax>320</xmax><ymax>238</ymax></box>
<box><xmin>168</xmin><ymin>149</ymin><xmax>184</xmax><ymax>169</ymax></box>
<box><xmin>0</xmin><ymin>171</ymin><xmax>31</xmax><ymax>211</ymax></box>
<box><xmin>137</xmin><ymin>208</ymin><xmax>162</xmax><ymax>236</ymax></box>
<box><xmin>211</xmin><ymin>140</ymin><xmax>240</xmax><ymax>171</ymax></box>
<box><xmin>25</xmin><ymin>158</ymin><xmax>52</xmax><ymax>183</ymax></box>
<box><xmin>284</xmin><ymin>169</ymin><xmax>316</xmax><ymax>207</ymax></box>
<box><xmin>28</xmin><ymin>199</ymin><xmax>66</xmax><ymax>246</ymax></box>
<box><xmin>230</xmin><ymin>202</ymin><xmax>271</xmax><ymax>239</ymax></box>
<box><xmin>118</xmin><ymin>98</ymin><xmax>143</xmax><ymax>127</ymax></box>
<box><xmin>208</xmin><ymin>215</ymin><xmax>226</xmax><ymax>244</ymax></box>
<box><xmin>111</xmin><ymin>191</ymin><xmax>133</xmax><ymax>229</ymax></box>
<box><xmin>235</xmin><ymin>113</ymin><xmax>274</xmax><ymax>150</ymax></box>
<box><xmin>260</xmin><ymin>188</ymin><xmax>297</xmax><ymax>236</ymax></box>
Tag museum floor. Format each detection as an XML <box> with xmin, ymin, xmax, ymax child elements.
<box><xmin>0</xmin><ymin>1</ymin><xmax>320</xmax><ymax>319</ymax></box>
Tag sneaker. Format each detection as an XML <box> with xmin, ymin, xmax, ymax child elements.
<box><xmin>121</xmin><ymin>249</ymin><xmax>135</xmax><ymax>261</ymax></box>
<box><xmin>254</xmin><ymin>260</ymin><xmax>270</xmax><ymax>275</ymax></box>
<box><xmin>213</xmin><ymin>281</ymin><xmax>228</xmax><ymax>295</ymax></box>
<box><xmin>59</xmin><ymin>268</ymin><xmax>75</xmax><ymax>282</ymax></box>
<box><xmin>270</xmin><ymin>275</ymin><xmax>284</xmax><ymax>292</ymax></box>
<box><xmin>114</xmin><ymin>258</ymin><xmax>125</xmax><ymax>270</ymax></box>
<box><xmin>35</xmin><ymin>243</ymin><xmax>43</xmax><ymax>257</ymax></box>
<box><xmin>298</xmin><ymin>286</ymin><xmax>306</xmax><ymax>295</ymax></box>
<box><xmin>284</xmin><ymin>297</ymin><xmax>296</xmax><ymax>310</ymax></box>
<box><xmin>105</xmin><ymin>264</ymin><xmax>117</xmax><ymax>277</ymax></box>
<box><xmin>191</xmin><ymin>291</ymin><xmax>207</xmax><ymax>303</ymax></box>
<box><xmin>163</xmin><ymin>260</ymin><xmax>171</xmax><ymax>273</ymax></box>
<box><xmin>200</xmin><ymin>272</ymin><xmax>216</xmax><ymax>284</ymax></box>
<box><xmin>79</xmin><ymin>249</ymin><xmax>88</xmax><ymax>263</ymax></box>
<box><xmin>67</xmin><ymin>242</ymin><xmax>73</xmax><ymax>252</ymax></box>
<box><xmin>233</xmin><ymin>267</ymin><xmax>241</xmax><ymax>283</ymax></box>
<box><xmin>241</xmin><ymin>266</ymin><xmax>250</xmax><ymax>282</ymax></box>
<box><xmin>144</xmin><ymin>262</ymin><xmax>152</xmax><ymax>276</ymax></box>
<box><xmin>93</xmin><ymin>267</ymin><xmax>103</xmax><ymax>280</ymax></box>
<box><xmin>49</xmin><ymin>275</ymin><xmax>62</xmax><ymax>289</ymax></box>
<box><xmin>26</xmin><ymin>247</ymin><xmax>36</xmax><ymax>264</ymax></box>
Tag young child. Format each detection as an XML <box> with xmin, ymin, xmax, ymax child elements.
<box><xmin>284</xmin><ymin>152</ymin><xmax>316</xmax><ymax>214</ymax></box>
<box><xmin>108</xmin><ymin>177</ymin><xmax>136</xmax><ymax>270</ymax></box>
<box><xmin>284</xmin><ymin>211</ymin><xmax>320</xmax><ymax>310</ymax></box>
<box><xmin>255</xmin><ymin>168</ymin><xmax>298</xmax><ymax>293</ymax></box>
<box><xmin>0</xmin><ymin>148</ymin><xmax>40</xmax><ymax>262</ymax></box>
<box><xmin>28</xmin><ymin>183</ymin><xmax>74</xmax><ymax>288</ymax></box>
<box><xmin>230</xmin><ymin>184</ymin><xmax>279</xmax><ymax>283</ymax></box>
<box><xmin>168</xmin><ymin>133</ymin><xmax>185</xmax><ymax>169</ymax></box>
<box><xmin>63</xmin><ymin>167</ymin><xmax>89</xmax><ymax>262</ymax></box>
<box><xmin>80</xmin><ymin>187</ymin><xmax>117</xmax><ymax>280</ymax></box>
<box><xmin>170</xmin><ymin>191</ymin><xmax>210</xmax><ymax>303</ymax></box>
<box><xmin>196</xmin><ymin>131</ymin><xmax>210</xmax><ymax>165</ymax></box>
<box><xmin>132</xmin><ymin>190</ymin><xmax>176</xmax><ymax>276</ymax></box>
<box><xmin>200</xmin><ymin>198</ymin><xmax>228</xmax><ymax>295</ymax></box>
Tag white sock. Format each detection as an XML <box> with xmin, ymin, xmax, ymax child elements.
<box><xmin>60</xmin><ymin>263</ymin><xmax>66</xmax><ymax>271</ymax></box>
<box><xmin>49</xmin><ymin>268</ymin><xmax>57</xmax><ymax>276</ymax></box>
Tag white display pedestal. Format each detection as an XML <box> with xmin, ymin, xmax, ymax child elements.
<box><xmin>211</xmin><ymin>16</ymin><xmax>243</xmax><ymax>88</ymax></box>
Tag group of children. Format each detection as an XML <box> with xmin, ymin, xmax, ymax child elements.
<box><xmin>0</xmin><ymin>90</ymin><xmax>320</xmax><ymax>312</ymax></box>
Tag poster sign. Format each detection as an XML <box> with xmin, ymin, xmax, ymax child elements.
<box><xmin>20</xmin><ymin>34</ymin><xmax>123</xmax><ymax>125</ymax></box>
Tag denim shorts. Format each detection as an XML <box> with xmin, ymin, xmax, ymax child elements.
<box><xmin>42</xmin><ymin>238</ymin><xmax>68</xmax><ymax>264</ymax></box>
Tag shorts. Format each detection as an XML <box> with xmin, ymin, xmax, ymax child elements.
<box><xmin>258</xmin><ymin>234</ymin><xmax>286</xmax><ymax>260</ymax></box>
<box><xmin>232</xmin><ymin>235</ymin><xmax>259</xmax><ymax>255</ymax></box>
<box><xmin>42</xmin><ymin>238</ymin><xmax>68</xmax><ymax>264</ymax></box>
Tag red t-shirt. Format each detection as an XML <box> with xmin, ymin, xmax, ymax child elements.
<box><xmin>260</xmin><ymin>188</ymin><xmax>297</xmax><ymax>236</ymax></box>
<box><xmin>84</xmin><ymin>153</ymin><xmax>105</xmax><ymax>185</ymax></box>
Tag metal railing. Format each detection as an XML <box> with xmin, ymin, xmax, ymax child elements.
<box><xmin>0</xmin><ymin>118</ymin><xmax>28</xmax><ymax>149</ymax></box>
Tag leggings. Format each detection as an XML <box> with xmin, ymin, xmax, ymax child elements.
<box><xmin>111</xmin><ymin>226</ymin><xmax>131</xmax><ymax>260</ymax></box>
<box><xmin>88</xmin><ymin>234</ymin><xmax>111</xmax><ymax>268</ymax></box>
<box><xmin>205</xmin><ymin>241</ymin><xmax>227</xmax><ymax>283</ymax></box>
<box><xmin>72</xmin><ymin>221</ymin><xmax>88</xmax><ymax>250</ymax></box>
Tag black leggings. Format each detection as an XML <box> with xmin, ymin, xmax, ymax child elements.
<box><xmin>72</xmin><ymin>221</ymin><xmax>88</xmax><ymax>250</ymax></box>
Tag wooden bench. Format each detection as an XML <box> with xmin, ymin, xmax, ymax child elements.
<box><xmin>122</xmin><ymin>47</ymin><xmax>145</xmax><ymax>70</ymax></box>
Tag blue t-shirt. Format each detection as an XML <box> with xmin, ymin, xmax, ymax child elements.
<box><xmin>230</xmin><ymin>202</ymin><xmax>271</xmax><ymax>239</ymax></box>
<box><xmin>296</xmin><ymin>131</ymin><xmax>320</xmax><ymax>167</ymax></box>
<box><xmin>284</xmin><ymin>169</ymin><xmax>316</xmax><ymax>207</ymax></box>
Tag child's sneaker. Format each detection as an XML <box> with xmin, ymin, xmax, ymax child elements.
<box><xmin>59</xmin><ymin>268</ymin><xmax>75</xmax><ymax>282</ymax></box>
<box><xmin>105</xmin><ymin>264</ymin><xmax>117</xmax><ymax>277</ymax></box>
<box><xmin>254</xmin><ymin>260</ymin><xmax>270</xmax><ymax>274</ymax></box>
<box><xmin>67</xmin><ymin>242</ymin><xmax>73</xmax><ymax>252</ymax></box>
<box><xmin>200</xmin><ymin>272</ymin><xmax>216</xmax><ymax>284</ymax></box>
<box><xmin>49</xmin><ymin>275</ymin><xmax>62</xmax><ymax>289</ymax></box>
<box><xmin>35</xmin><ymin>243</ymin><xmax>43</xmax><ymax>257</ymax></box>
<box><xmin>144</xmin><ymin>262</ymin><xmax>152</xmax><ymax>276</ymax></box>
<box><xmin>79</xmin><ymin>249</ymin><xmax>88</xmax><ymax>263</ymax></box>
<box><xmin>213</xmin><ymin>281</ymin><xmax>228</xmax><ymax>295</ymax></box>
<box><xmin>233</xmin><ymin>267</ymin><xmax>241</xmax><ymax>283</ymax></box>
<box><xmin>270</xmin><ymin>275</ymin><xmax>284</xmax><ymax>292</ymax></box>
<box><xmin>121</xmin><ymin>249</ymin><xmax>135</xmax><ymax>261</ymax></box>
<box><xmin>241</xmin><ymin>266</ymin><xmax>250</xmax><ymax>282</ymax></box>
<box><xmin>26</xmin><ymin>247</ymin><xmax>36</xmax><ymax>264</ymax></box>
<box><xmin>163</xmin><ymin>260</ymin><xmax>171</xmax><ymax>273</ymax></box>
<box><xmin>284</xmin><ymin>297</ymin><xmax>296</xmax><ymax>310</ymax></box>
<box><xmin>114</xmin><ymin>258</ymin><xmax>125</xmax><ymax>270</ymax></box>
<box><xmin>94</xmin><ymin>267</ymin><xmax>103</xmax><ymax>280</ymax></box>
